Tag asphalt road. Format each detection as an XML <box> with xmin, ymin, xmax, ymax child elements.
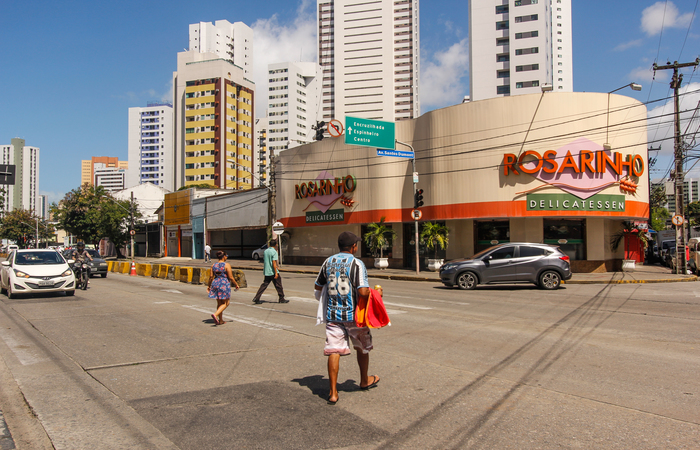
<box><xmin>0</xmin><ymin>271</ymin><xmax>697</xmax><ymax>449</ymax></box>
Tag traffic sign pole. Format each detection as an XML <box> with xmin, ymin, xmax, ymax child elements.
<box><xmin>272</xmin><ymin>222</ymin><xmax>284</xmax><ymax>265</ymax></box>
<box><xmin>395</xmin><ymin>139</ymin><xmax>420</xmax><ymax>275</ymax></box>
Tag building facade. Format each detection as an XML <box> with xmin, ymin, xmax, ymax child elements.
<box><xmin>254</xmin><ymin>117</ymin><xmax>269</xmax><ymax>188</ymax></box>
<box><xmin>662</xmin><ymin>178</ymin><xmax>700</xmax><ymax>214</ymax></box>
<box><xmin>81</xmin><ymin>157</ymin><xmax>128</xmax><ymax>187</ymax></box>
<box><xmin>189</xmin><ymin>20</ymin><xmax>253</xmax><ymax>78</ymax></box>
<box><xmin>1</xmin><ymin>138</ymin><xmax>39</xmax><ymax>214</ymax></box>
<box><xmin>318</xmin><ymin>0</ymin><xmax>420</xmax><ymax>124</ymax></box>
<box><xmin>127</xmin><ymin>102</ymin><xmax>174</xmax><ymax>190</ymax></box>
<box><xmin>275</xmin><ymin>92</ymin><xmax>649</xmax><ymax>272</ymax></box>
<box><xmin>94</xmin><ymin>164</ymin><xmax>126</xmax><ymax>192</ymax></box>
<box><xmin>173</xmin><ymin>50</ymin><xmax>255</xmax><ymax>190</ymax></box>
<box><xmin>267</xmin><ymin>61</ymin><xmax>322</xmax><ymax>153</ymax></box>
<box><xmin>469</xmin><ymin>0</ymin><xmax>573</xmax><ymax>101</ymax></box>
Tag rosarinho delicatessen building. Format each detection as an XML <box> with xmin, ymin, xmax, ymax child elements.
<box><xmin>275</xmin><ymin>92</ymin><xmax>649</xmax><ymax>272</ymax></box>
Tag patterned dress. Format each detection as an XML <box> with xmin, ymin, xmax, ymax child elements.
<box><xmin>208</xmin><ymin>262</ymin><xmax>231</xmax><ymax>300</ymax></box>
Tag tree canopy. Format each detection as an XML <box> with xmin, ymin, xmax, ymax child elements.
<box><xmin>0</xmin><ymin>209</ymin><xmax>55</xmax><ymax>248</ymax></box>
<box><xmin>51</xmin><ymin>185</ymin><xmax>141</xmax><ymax>252</ymax></box>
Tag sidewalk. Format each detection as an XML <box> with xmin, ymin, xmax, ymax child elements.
<box><xmin>130</xmin><ymin>256</ymin><xmax>697</xmax><ymax>285</ymax></box>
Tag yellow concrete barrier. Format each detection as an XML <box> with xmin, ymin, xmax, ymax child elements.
<box><xmin>179</xmin><ymin>267</ymin><xmax>193</xmax><ymax>284</ymax></box>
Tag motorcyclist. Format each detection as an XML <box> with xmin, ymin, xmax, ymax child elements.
<box><xmin>71</xmin><ymin>242</ymin><xmax>93</xmax><ymax>284</ymax></box>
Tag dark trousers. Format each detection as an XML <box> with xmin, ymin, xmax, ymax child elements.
<box><xmin>253</xmin><ymin>275</ymin><xmax>285</xmax><ymax>302</ymax></box>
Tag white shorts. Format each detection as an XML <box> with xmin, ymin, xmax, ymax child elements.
<box><xmin>324</xmin><ymin>322</ymin><xmax>373</xmax><ymax>355</ymax></box>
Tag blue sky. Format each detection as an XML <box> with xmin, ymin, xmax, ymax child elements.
<box><xmin>1</xmin><ymin>0</ymin><xmax>699</xmax><ymax>203</ymax></box>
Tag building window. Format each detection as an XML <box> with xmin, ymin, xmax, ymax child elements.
<box><xmin>476</xmin><ymin>220</ymin><xmax>510</xmax><ymax>253</ymax></box>
<box><xmin>515</xmin><ymin>47</ymin><xmax>539</xmax><ymax>55</ymax></box>
<box><xmin>515</xmin><ymin>30</ymin><xmax>538</xmax><ymax>39</ymax></box>
<box><xmin>515</xmin><ymin>14</ymin><xmax>538</xmax><ymax>23</ymax></box>
<box><xmin>515</xmin><ymin>80</ymin><xmax>540</xmax><ymax>88</ymax></box>
<box><xmin>496</xmin><ymin>37</ymin><xmax>509</xmax><ymax>46</ymax></box>
<box><xmin>515</xmin><ymin>64</ymin><xmax>539</xmax><ymax>72</ymax></box>
<box><xmin>514</xmin><ymin>0</ymin><xmax>537</xmax><ymax>5</ymax></box>
<box><xmin>497</xmin><ymin>85</ymin><xmax>510</xmax><ymax>95</ymax></box>
<box><xmin>497</xmin><ymin>70</ymin><xmax>510</xmax><ymax>78</ymax></box>
<box><xmin>496</xmin><ymin>5</ymin><xmax>509</xmax><ymax>13</ymax></box>
<box><xmin>543</xmin><ymin>219</ymin><xmax>585</xmax><ymax>260</ymax></box>
<box><xmin>496</xmin><ymin>53</ymin><xmax>510</xmax><ymax>62</ymax></box>
<box><xmin>496</xmin><ymin>20</ymin><xmax>509</xmax><ymax>30</ymax></box>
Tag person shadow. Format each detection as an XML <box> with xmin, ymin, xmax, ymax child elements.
<box><xmin>292</xmin><ymin>375</ymin><xmax>359</xmax><ymax>400</ymax></box>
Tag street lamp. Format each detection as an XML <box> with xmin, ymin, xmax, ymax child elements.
<box><xmin>605</xmin><ymin>83</ymin><xmax>642</xmax><ymax>149</ymax></box>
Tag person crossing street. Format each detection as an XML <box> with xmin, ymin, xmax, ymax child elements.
<box><xmin>252</xmin><ymin>239</ymin><xmax>287</xmax><ymax>304</ymax></box>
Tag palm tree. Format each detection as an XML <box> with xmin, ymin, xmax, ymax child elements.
<box><xmin>610</xmin><ymin>220</ymin><xmax>649</xmax><ymax>260</ymax></box>
<box><xmin>363</xmin><ymin>217</ymin><xmax>397</xmax><ymax>258</ymax></box>
<box><xmin>420</xmin><ymin>222</ymin><xmax>449</xmax><ymax>259</ymax></box>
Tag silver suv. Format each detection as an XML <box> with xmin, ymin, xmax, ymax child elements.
<box><xmin>439</xmin><ymin>243</ymin><xmax>572</xmax><ymax>290</ymax></box>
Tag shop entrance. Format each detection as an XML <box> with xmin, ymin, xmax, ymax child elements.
<box><xmin>543</xmin><ymin>219</ymin><xmax>586</xmax><ymax>260</ymax></box>
<box><xmin>475</xmin><ymin>220</ymin><xmax>511</xmax><ymax>253</ymax></box>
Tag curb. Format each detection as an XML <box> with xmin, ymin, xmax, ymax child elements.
<box><xmin>109</xmin><ymin>261</ymin><xmax>696</xmax><ymax>286</ymax></box>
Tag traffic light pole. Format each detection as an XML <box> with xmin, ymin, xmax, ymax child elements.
<box><xmin>396</xmin><ymin>140</ymin><xmax>420</xmax><ymax>275</ymax></box>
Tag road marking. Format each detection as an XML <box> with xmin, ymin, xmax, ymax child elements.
<box><xmin>154</xmin><ymin>301</ymin><xmax>172</xmax><ymax>304</ymax></box>
<box><xmin>382</xmin><ymin>301</ymin><xmax>432</xmax><ymax>310</ymax></box>
<box><xmin>0</xmin><ymin>328</ymin><xmax>47</xmax><ymax>366</ymax></box>
<box><xmin>161</xmin><ymin>289</ymin><xmax>183</xmax><ymax>294</ymax></box>
<box><xmin>182</xmin><ymin>305</ymin><xmax>292</xmax><ymax>331</ymax></box>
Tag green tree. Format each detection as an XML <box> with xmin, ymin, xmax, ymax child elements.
<box><xmin>0</xmin><ymin>209</ymin><xmax>54</xmax><ymax>248</ymax></box>
<box><xmin>420</xmin><ymin>222</ymin><xmax>450</xmax><ymax>259</ymax></box>
<box><xmin>687</xmin><ymin>201</ymin><xmax>700</xmax><ymax>227</ymax></box>
<box><xmin>650</xmin><ymin>185</ymin><xmax>667</xmax><ymax>210</ymax></box>
<box><xmin>52</xmin><ymin>185</ymin><xmax>139</xmax><ymax>256</ymax></box>
<box><xmin>651</xmin><ymin>207</ymin><xmax>670</xmax><ymax>232</ymax></box>
<box><xmin>363</xmin><ymin>217</ymin><xmax>397</xmax><ymax>258</ymax></box>
<box><xmin>178</xmin><ymin>183</ymin><xmax>213</xmax><ymax>191</ymax></box>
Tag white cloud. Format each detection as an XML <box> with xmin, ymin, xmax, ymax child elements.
<box><xmin>420</xmin><ymin>38</ymin><xmax>469</xmax><ymax>113</ymax></box>
<box><xmin>251</xmin><ymin>1</ymin><xmax>317</xmax><ymax>116</ymax></box>
<box><xmin>628</xmin><ymin>66</ymin><xmax>669</xmax><ymax>84</ymax></box>
<box><xmin>641</xmin><ymin>1</ymin><xmax>694</xmax><ymax>36</ymax></box>
<box><xmin>614</xmin><ymin>39</ymin><xmax>643</xmax><ymax>52</ymax></box>
<box><xmin>647</xmin><ymin>82</ymin><xmax>700</xmax><ymax>171</ymax></box>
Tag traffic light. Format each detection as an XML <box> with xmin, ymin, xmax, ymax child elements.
<box><xmin>414</xmin><ymin>188</ymin><xmax>424</xmax><ymax>208</ymax></box>
<box><xmin>313</xmin><ymin>121</ymin><xmax>326</xmax><ymax>141</ymax></box>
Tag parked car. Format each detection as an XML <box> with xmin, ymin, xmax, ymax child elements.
<box><xmin>439</xmin><ymin>243</ymin><xmax>572</xmax><ymax>290</ymax></box>
<box><xmin>62</xmin><ymin>249</ymin><xmax>108</xmax><ymax>278</ymax></box>
<box><xmin>0</xmin><ymin>249</ymin><xmax>76</xmax><ymax>298</ymax></box>
<box><xmin>252</xmin><ymin>244</ymin><xmax>268</xmax><ymax>260</ymax></box>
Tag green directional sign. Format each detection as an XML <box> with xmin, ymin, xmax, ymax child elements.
<box><xmin>345</xmin><ymin>116</ymin><xmax>395</xmax><ymax>149</ymax></box>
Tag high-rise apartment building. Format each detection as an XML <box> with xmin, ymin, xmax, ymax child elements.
<box><xmin>318</xmin><ymin>0</ymin><xmax>420</xmax><ymax>123</ymax></box>
<box><xmin>127</xmin><ymin>102</ymin><xmax>174</xmax><ymax>190</ymax></box>
<box><xmin>267</xmin><ymin>62</ymin><xmax>322</xmax><ymax>153</ymax></box>
<box><xmin>0</xmin><ymin>138</ymin><xmax>39</xmax><ymax>214</ymax></box>
<box><xmin>81</xmin><ymin>157</ymin><xmax>128</xmax><ymax>186</ymax></box>
<box><xmin>468</xmin><ymin>0</ymin><xmax>573</xmax><ymax>101</ymax></box>
<box><xmin>189</xmin><ymin>20</ymin><xmax>253</xmax><ymax>78</ymax></box>
<box><xmin>173</xmin><ymin>50</ymin><xmax>255</xmax><ymax>190</ymax></box>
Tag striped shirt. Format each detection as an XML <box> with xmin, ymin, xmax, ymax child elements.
<box><xmin>315</xmin><ymin>252</ymin><xmax>369</xmax><ymax>323</ymax></box>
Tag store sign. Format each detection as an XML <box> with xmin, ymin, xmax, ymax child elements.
<box><xmin>502</xmin><ymin>138</ymin><xmax>644</xmax><ymax>200</ymax></box>
<box><xmin>295</xmin><ymin>170</ymin><xmax>357</xmax><ymax>213</ymax></box>
<box><xmin>527</xmin><ymin>194</ymin><xmax>626</xmax><ymax>212</ymax></box>
<box><xmin>306</xmin><ymin>209</ymin><xmax>345</xmax><ymax>223</ymax></box>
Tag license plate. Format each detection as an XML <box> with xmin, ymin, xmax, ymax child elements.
<box><xmin>38</xmin><ymin>280</ymin><xmax>53</xmax><ymax>286</ymax></box>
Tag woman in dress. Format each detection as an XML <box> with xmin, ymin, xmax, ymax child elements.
<box><xmin>207</xmin><ymin>251</ymin><xmax>239</xmax><ymax>325</ymax></box>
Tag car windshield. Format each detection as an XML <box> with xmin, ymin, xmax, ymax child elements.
<box><xmin>86</xmin><ymin>249</ymin><xmax>101</xmax><ymax>258</ymax></box>
<box><xmin>15</xmin><ymin>251</ymin><xmax>65</xmax><ymax>265</ymax></box>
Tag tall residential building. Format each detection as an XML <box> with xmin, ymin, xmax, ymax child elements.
<box><xmin>663</xmin><ymin>178</ymin><xmax>700</xmax><ymax>214</ymax></box>
<box><xmin>127</xmin><ymin>102</ymin><xmax>174</xmax><ymax>190</ymax></box>
<box><xmin>189</xmin><ymin>20</ymin><xmax>253</xmax><ymax>78</ymax></box>
<box><xmin>318</xmin><ymin>0</ymin><xmax>420</xmax><ymax>123</ymax></box>
<box><xmin>81</xmin><ymin>157</ymin><xmax>128</xmax><ymax>186</ymax></box>
<box><xmin>173</xmin><ymin>50</ymin><xmax>255</xmax><ymax>190</ymax></box>
<box><xmin>267</xmin><ymin>61</ymin><xmax>322</xmax><ymax>153</ymax></box>
<box><xmin>469</xmin><ymin>0</ymin><xmax>573</xmax><ymax>101</ymax></box>
<box><xmin>0</xmin><ymin>138</ymin><xmax>39</xmax><ymax>214</ymax></box>
<box><xmin>254</xmin><ymin>117</ymin><xmax>269</xmax><ymax>188</ymax></box>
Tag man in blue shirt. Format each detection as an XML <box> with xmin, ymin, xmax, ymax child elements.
<box><xmin>315</xmin><ymin>231</ymin><xmax>379</xmax><ymax>404</ymax></box>
<box><xmin>252</xmin><ymin>239</ymin><xmax>287</xmax><ymax>304</ymax></box>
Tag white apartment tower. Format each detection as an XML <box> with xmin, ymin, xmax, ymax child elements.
<box><xmin>127</xmin><ymin>103</ymin><xmax>174</xmax><ymax>191</ymax></box>
<box><xmin>0</xmin><ymin>138</ymin><xmax>39</xmax><ymax>215</ymax></box>
<box><xmin>318</xmin><ymin>0</ymin><xmax>420</xmax><ymax>123</ymax></box>
<box><xmin>267</xmin><ymin>61</ymin><xmax>322</xmax><ymax>154</ymax></box>
<box><xmin>189</xmin><ymin>20</ymin><xmax>254</xmax><ymax>77</ymax></box>
<box><xmin>468</xmin><ymin>0</ymin><xmax>573</xmax><ymax>101</ymax></box>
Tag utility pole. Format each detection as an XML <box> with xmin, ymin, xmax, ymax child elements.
<box><xmin>130</xmin><ymin>191</ymin><xmax>135</xmax><ymax>261</ymax></box>
<box><xmin>647</xmin><ymin>146</ymin><xmax>659</xmax><ymax>262</ymax></box>
<box><xmin>653</xmin><ymin>58</ymin><xmax>700</xmax><ymax>273</ymax></box>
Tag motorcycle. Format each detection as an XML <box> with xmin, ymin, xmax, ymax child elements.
<box><xmin>73</xmin><ymin>262</ymin><xmax>89</xmax><ymax>290</ymax></box>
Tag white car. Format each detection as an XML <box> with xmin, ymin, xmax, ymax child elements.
<box><xmin>0</xmin><ymin>249</ymin><xmax>76</xmax><ymax>298</ymax></box>
<box><xmin>252</xmin><ymin>244</ymin><xmax>267</xmax><ymax>260</ymax></box>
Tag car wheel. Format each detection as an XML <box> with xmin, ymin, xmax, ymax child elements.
<box><xmin>0</xmin><ymin>284</ymin><xmax>5</xmax><ymax>296</ymax></box>
<box><xmin>101</xmin><ymin>273</ymin><xmax>107</xmax><ymax>278</ymax></box>
<box><xmin>252</xmin><ymin>253</ymin><xmax>260</xmax><ymax>261</ymax></box>
<box><xmin>456</xmin><ymin>272</ymin><xmax>478</xmax><ymax>290</ymax></box>
<box><xmin>539</xmin><ymin>270</ymin><xmax>561</xmax><ymax>290</ymax></box>
<box><xmin>66</xmin><ymin>290</ymin><xmax>75</xmax><ymax>296</ymax></box>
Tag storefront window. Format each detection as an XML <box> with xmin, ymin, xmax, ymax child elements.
<box><xmin>476</xmin><ymin>220</ymin><xmax>510</xmax><ymax>253</ymax></box>
<box><xmin>543</xmin><ymin>219</ymin><xmax>586</xmax><ymax>260</ymax></box>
